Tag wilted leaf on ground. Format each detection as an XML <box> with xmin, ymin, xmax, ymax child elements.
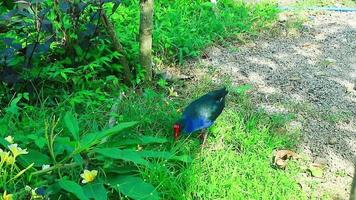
<box><xmin>308</xmin><ymin>163</ymin><xmax>324</xmax><ymax>178</ymax></box>
<box><xmin>273</xmin><ymin>149</ymin><xmax>299</xmax><ymax>169</ymax></box>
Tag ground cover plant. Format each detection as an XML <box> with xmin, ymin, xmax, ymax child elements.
<box><xmin>0</xmin><ymin>0</ymin><xmax>307</xmax><ymax>199</ymax></box>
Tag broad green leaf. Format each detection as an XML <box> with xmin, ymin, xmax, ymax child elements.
<box><xmin>54</xmin><ymin>136</ymin><xmax>74</xmax><ymax>157</ymax></box>
<box><xmin>5</xmin><ymin>94</ymin><xmax>23</xmax><ymax>115</ymax></box>
<box><xmin>73</xmin><ymin>154</ymin><xmax>84</xmax><ymax>165</ymax></box>
<box><xmin>94</xmin><ymin>148</ymin><xmax>150</xmax><ymax>166</ymax></box>
<box><xmin>107</xmin><ymin>136</ymin><xmax>168</xmax><ymax>146</ymax></box>
<box><xmin>130</xmin><ymin>136</ymin><xmax>168</xmax><ymax>144</ymax></box>
<box><xmin>27</xmin><ymin>134</ymin><xmax>47</xmax><ymax>149</ymax></box>
<box><xmin>58</xmin><ymin>179</ymin><xmax>89</xmax><ymax>200</ymax></box>
<box><xmin>64</xmin><ymin>111</ymin><xmax>80</xmax><ymax>141</ymax></box>
<box><xmin>83</xmin><ymin>181</ymin><xmax>107</xmax><ymax>200</ymax></box>
<box><xmin>23</xmin><ymin>92</ymin><xmax>29</xmax><ymax>101</ymax></box>
<box><xmin>108</xmin><ymin>176</ymin><xmax>160</xmax><ymax>200</ymax></box>
<box><xmin>78</xmin><ymin>121</ymin><xmax>138</xmax><ymax>152</ymax></box>
<box><xmin>73</xmin><ymin>45</ymin><xmax>84</xmax><ymax>56</ymax></box>
<box><xmin>138</xmin><ymin>150</ymin><xmax>172</xmax><ymax>159</ymax></box>
<box><xmin>105</xmin><ymin>165</ymin><xmax>138</xmax><ymax>175</ymax></box>
<box><xmin>19</xmin><ymin>150</ymin><xmax>51</xmax><ymax>167</ymax></box>
<box><xmin>0</xmin><ymin>137</ymin><xmax>9</xmax><ymax>147</ymax></box>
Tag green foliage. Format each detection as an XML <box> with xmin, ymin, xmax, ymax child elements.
<box><xmin>109</xmin><ymin>175</ymin><xmax>160</xmax><ymax>200</ymax></box>
<box><xmin>0</xmin><ymin>96</ymin><xmax>191</xmax><ymax>199</ymax></box>
<box><xmin>82</xmin><ymin>181</ymin><xmax>107</xmax><ymax>200</ymax></box>
<box><xmin>64</xmin><ymin>112</ymin><xmax>80</xmax><ymax>142</ymax></box>
<box><xmin>58</xmin><ymin>180</ymin><xmax>89</xmax><ymax>200</ymax></box>
<box><xmin>111</xmin><ymin>0</ymin><xmax>278</xmax><ymax>64</ymax></box>
<box><xmin>115</xmin><ymin>83</ymin><xmax>305</xmax><ymax>200</ymax></box>
<box><xmin>95</xmin><ymin>148</ymin><xmax>151</xmax><ymax>166</ymax></box>
<box><xmin>1</xmin><ymin>0</ymin><xmax>278</xmax><ymax>108</ymax></box>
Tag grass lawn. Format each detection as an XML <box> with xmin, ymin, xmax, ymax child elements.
<box><xmin>118</xmin><ymin>80</ymin><xmax>306</xmax><ymax>200</ymax></box>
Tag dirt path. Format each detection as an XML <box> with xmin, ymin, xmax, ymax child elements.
<box><xmin>199</xmin><ymin>11</ymin><xmax>356</xmax><ymax>199</ymax></box>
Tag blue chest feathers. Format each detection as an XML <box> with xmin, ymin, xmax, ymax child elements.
<box><xmin>181</xmin><ymin>116</ymin><xmax>213</xmax><ymax>134</ymax></box>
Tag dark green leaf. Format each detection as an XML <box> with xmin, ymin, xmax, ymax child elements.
<box><xmin>5</xmin><ymin>94</ymin><xmax>22</xmax><ymax>115</ymax></box>
<box><xmin>58</xmin><ymin>179</ymin><xmax>89</xmax><ymax>200</ymax></box>
<box><xmin>108</xmin><ymin>136</ymin><xmax>168</xmax><ymax>146</ymax></box>
<box><xmin>64</xmin><ymin>112</ymin><xmax>80</xmax><ymax>141</ymax></box>
<box><xmin>0</xmin><ymin>137</ymin><xmax>9</xmax><ymax>147</ymax></box>
<box><xmin>138</xmin><ymin>150</ymin><xmax>172</xmax><ymax>159</ymax></box>
<box><xmin>108</xmin><ymin>176</ymin><xmax>160</xmax><ymax>200</ymax></box>
<box><xmin>54</xmin><ymin>136</ymin><xmax>74</xmax><ymax>156</ymax></box>
<box><xmin>94</xmin><ymin>148</ymin><xmax>150</xmax><ymax>166</ymax></box>
<box><xmin>104</xmin><ymin>165</ymin><xmax>138</xmax><ymax>175</ymax></box>
<box><xmin>78</xmin><ymin>122</ymin><xmax>138</xmax><ymax>152</ymax></box>
<box><xmin>83</xmin><ymin>181</ymin><xmax>107</xmax><ymax>200</ymax></box>
<box><xmin>19</xmin><ymin>150</ymin><xmax>51</xmax><ymax>167</ymax></box>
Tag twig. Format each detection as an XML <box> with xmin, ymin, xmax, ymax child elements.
<box><xmin>350</xmin><ymin>163</ymin><xmax>356</xmax><ymax>200</ymax></box>
<box><xmin>31</xmin><ymin>163</ymin><xmax>79</xmax><ymax>176</ymax></box>
<box><xmin>101</xmin><ymin>12</ymin><xmax>131</xmax><ymax>83</ymax></box>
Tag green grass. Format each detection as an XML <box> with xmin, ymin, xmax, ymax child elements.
<box><xmin>109</xmin><ymin>0</ymin><xmax>278</xmax><ymax>64</ymax></box>
<box><xmin>0</xmin><ymin>79</ymin><xmax>306</xmax><ymax>199</ymax></box>
<box><xmin>114</xmin><ymin>81</ymin><xmax>306</xmax><ymax>200</ymax></box>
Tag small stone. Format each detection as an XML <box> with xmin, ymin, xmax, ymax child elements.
<box><xmin>287</xmin><ymin>121</ymin><xmax>302</xmax><ymax>132</ymax></box>
<box><xmin>278</xmin><ymin>14</ymin><xmax>288</xmax><ymax>23</ymax></box>
<box><xmin>302</xmin><ymin>23</ymin><xmax>313</xmax><ymax>32</ymax></box>
<box><xmin>315</xmin><ymin>72</ymin><xmax>327</xmax><ymax>77</ymax></box>
<box><xmin>314</xmin><ymin>157</ymin><xmax>328</xmax><ymax>166</ymax></box>
<box><xmin>331</xmin><ymin>106</ymin><xmax>338</xmax><ymax>112</ymax></box>
<box><xmin>328</xmin><ymin>137</ymin><xmax>337</xmax><ymax>145</ymax></box>
<box><xmin>325</xmin><ymin>57</ymin><xmax>336</xmax><ymax>64</ymax></box>
<box><xmin>289</xmin><ymin>76</ymin><xmax>301</xmax><ymax>81</ymax></box>
<box><xmin>345</xmin><ymin>86</ymin><xmax>353</xmax><ymax>94</ymax></box>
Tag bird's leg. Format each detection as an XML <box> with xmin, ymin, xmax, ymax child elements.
<box><xmin>199</xmin><ymin>129</ymin><xmax>208</xmax><ymax>146</ymax></box>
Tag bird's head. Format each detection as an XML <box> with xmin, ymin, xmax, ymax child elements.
<box><xmin>173</xmin><ymin>123</ymin><xmax>182</xmax><ymax>141</ymax></box>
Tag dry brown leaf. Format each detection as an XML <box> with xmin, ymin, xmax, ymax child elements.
<box><xmin>273</xmin><ymin>149</ymin><xmax>299</xmax><ymax>169</ymax></box>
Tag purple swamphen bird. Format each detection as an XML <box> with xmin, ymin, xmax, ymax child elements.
<box><xmin>173</xmin><ymin>87</ymin><xmax>228</xmax><ymax>144</ymax></box>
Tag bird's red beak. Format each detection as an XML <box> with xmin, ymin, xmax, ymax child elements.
<box><xmin>173</xmin><ymin>123</ymin><xmax>181</xmax><ymax>141</ymax></box>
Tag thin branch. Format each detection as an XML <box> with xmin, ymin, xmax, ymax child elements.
<box><xmin>101</xmin><ymin>12</ymin><xmax>131</xmax><ymax>83</ymax></box>
<box><xmin>31</xmin><ymin>163</ymin><xmax>79</xmax><ymax>176</ymax></box>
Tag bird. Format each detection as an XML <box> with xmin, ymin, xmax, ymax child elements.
<box><xmin>173</xmin><ymin>87</ymin><xmax>228</xmax><ymax>144</ymax></box>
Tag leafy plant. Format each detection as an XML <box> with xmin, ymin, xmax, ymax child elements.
<box><xmin>0</xmin><ymin>98</ymin><xmax>191</xmax><ymax>199</ymax></box>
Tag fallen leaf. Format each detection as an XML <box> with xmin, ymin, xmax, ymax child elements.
<box><xmin>273</xmin><ymin>149</ymin><xmax>299</xmax><ymax>169</ymax></box>
<box><xmin>302</xmin><ymin>42</ymin><xmax>312</xmax><ymax>48</ymax></box>
<box><xmin>308</xmin><ymin>163</ymin><xmax>324</xmax><ymax>178</ymax></box>
<box><xmin>168</xmin><ymin>87</ymin><xmax>178</xmax><ymax>97</ymax></box>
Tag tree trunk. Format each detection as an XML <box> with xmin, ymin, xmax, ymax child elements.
<box><xmin>139</xmin><ymin>0</ymin><xmax>154</xmax><ymax>81</ymax></box>
<box><xmin>351</xmin><ymin>164</ymin><xmax>356</xmax><ymax>200</ymax></box>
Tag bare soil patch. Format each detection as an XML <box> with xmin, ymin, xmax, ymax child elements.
<box><xmin>193</xmin><ymin>11</ymin><xmax>356</xmax><ymax>199</ymax></box>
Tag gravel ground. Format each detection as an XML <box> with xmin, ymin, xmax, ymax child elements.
<box><xmin>197</xmin><ymin>11</ymin><xmax>356</xmax><ymax>199</ymax></box>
